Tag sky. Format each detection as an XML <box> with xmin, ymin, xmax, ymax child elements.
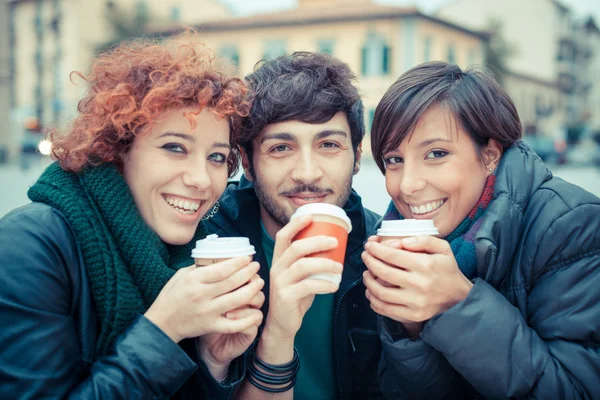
<box><xmin>219</xmin><ymin>0</ymin><xmax>600</xmax><ymax>22</ymax></box>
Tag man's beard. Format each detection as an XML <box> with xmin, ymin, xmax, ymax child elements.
<box><xmin>253</xmin><ymin>174</ymin><xmax>354</xmax><ymax>230</ymax></box>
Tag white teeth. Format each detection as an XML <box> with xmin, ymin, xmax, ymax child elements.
<box><xmin>410</xmin><ymin>200</ymin><xmax>445</xmax><ymax>215</ymax></box>
<box><xmin>164</xmin><ymin>196</ymin><xmax>201</xmax><ymax>213</ymax></box>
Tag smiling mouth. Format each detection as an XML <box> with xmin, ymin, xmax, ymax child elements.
<box><xmin>163</xmin><ymin>195</ymin><xmax>203</xmax><ymax>215</ymax></box>
<box><xmin>286</xmin><ymin>193</ymin><xmax>328</xmax><ymax>206</ymax></box>
<box><xmin>408</xmin><ymin>199</ymin><xmax>447</xmax><ymax>216</ymax></box>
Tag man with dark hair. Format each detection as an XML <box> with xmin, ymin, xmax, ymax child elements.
<box><xmin>205</xmin><ymin>52</ymin><xmax>383</xmax><ymax>399</ymax></box>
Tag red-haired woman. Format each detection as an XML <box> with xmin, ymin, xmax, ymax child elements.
<box><xmin>0</xmin><ymin>36</ymin><xmax>264</xmax><ymax>399</ymax></box>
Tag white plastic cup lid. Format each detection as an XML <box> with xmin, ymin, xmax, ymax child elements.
<box><xmin>377</xmin><ymin>219</ymin><xmax>438</xmax><ymax>236</ymax></box>
<box><xmin>290</xmin><ymin>203</ymin><xmax>352</xmax><ymax>233</ymax></box>
<box><xmin>191</xmin><ymin>234</ymin><xmax>256</xmax><ymax>258</ymax></box>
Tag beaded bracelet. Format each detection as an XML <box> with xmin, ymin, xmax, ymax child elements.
<box><xmin>247</xmin><ymin>340</ymin><xmax>300</xmax><ymax>393</ymax></box>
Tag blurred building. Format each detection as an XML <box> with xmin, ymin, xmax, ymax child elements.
<box><xmin>6</xmin><ymin>0</ymin><xmax>232</xmax><ymax>161</ymax></box>
<box><xmin>157</xmin><ymin>0</ymin><xmax>487</xmax><ymax>152</ymax></box>
<box><xmin>1</xmin><ymin>0</ymin><xmax>11</xmax><ymax>163</ymax></box>
<box><xmin>7</xmin><ymin>0</ymin><xmax>486</xmax><ymax>160</ymax></box>
<box><xmin>436</xmin><ymin>0</ymin><xmax>600</xmax><ymax>138</ymax></box>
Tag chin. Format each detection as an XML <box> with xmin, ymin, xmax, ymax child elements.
<box><xmin>157</xmin><ymin>229</ymin><xmax>196</xmax><ymax>246</ymax></box>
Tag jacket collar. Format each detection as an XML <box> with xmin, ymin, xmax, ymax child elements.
<box><xmin>475</xmin><ymin>141</ymin><xmax>553</xmax><ymax>285</ymax></box>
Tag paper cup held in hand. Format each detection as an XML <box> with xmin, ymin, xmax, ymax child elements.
<box><xmin>191</xmin><ymin>234</ymin><xmax>256</xmax><ymax>266</ymax></box>
<box><xmin>290</xmin><ymin>203</ymin><xmax>352</xmax><ymax>285</ymax></box>
<box><xmin>377</xmin><ymin>219</ymin><xmax>438</xmax><ymax>243</ymax></box>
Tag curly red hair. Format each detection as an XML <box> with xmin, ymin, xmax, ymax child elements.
<box><xmin>50</xmin><ymin>35</ymin><xmax>250</xmax><ymax>175</ymax></box>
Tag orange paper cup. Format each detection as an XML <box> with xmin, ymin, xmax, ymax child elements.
<box><xmin>290</xmin><ymin>204</ymin><xmax>352</xmax><ymax>285</ymax></box>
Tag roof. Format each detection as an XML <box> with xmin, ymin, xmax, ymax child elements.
<box><xmin>152</xmin><ymin>2</ymin><xmax>488</xmax><ymax>40</ymax></box>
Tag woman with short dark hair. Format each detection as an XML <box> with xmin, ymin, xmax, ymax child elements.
<box><xmin>364</xmin><ymin>61</ymin><xmax>600</xmax><ymax>399</ymax></box>
<box><xmin>0</xmin><ymin>36</ymin><xmax>264</xmax><ymax>399</ymax></box>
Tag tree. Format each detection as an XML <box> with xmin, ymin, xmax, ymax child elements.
<box><xmin>97</xmin><ymin>1</ymin><xmax>157</xmax><ymax>53</ymax></box>
<box><xmin>484</xmin><ymin>19</ymin><xmax>517</xmax><ymax>86</ymax></box>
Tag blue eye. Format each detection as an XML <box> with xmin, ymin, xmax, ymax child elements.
<box><xmin>271</xmin><ymin>144</ymin><xmax>291</xmax><ymax>153</ymax></box>
<box><xmin>161</xmin><ymin>143</ymin><xmax>186</xmax><ymax>154</ymax></box>
<box><xmin>208</xmin><ymin>153</ymin><xmax>227</xmax><ymax>164</ymax></box>
<box><xmin>425</xmin><ymin>150</ymin><xmax>448</xmax><ymax>159</ymax></box>
<box><xmin>384</xmin><ymin>156</ymin><xmax>403</xmax><ymax>165</ymax></box>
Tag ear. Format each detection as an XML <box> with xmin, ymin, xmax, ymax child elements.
<box><xmin>353</xmin><ymin>142</ymin><xmax>363</xmax><ymax>175</ymax></box>
<box><xmin>240</xmin><ymin>147</ymin><xmax>254</xmax><ymax>182</ymax></box>
<box><xmin>482</xmin><ymin>139</ymin><xmax>502</xmax><ymax>174</ymax></box>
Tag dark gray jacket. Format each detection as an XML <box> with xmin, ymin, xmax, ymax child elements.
<box><xmin>379</xmin><ymin>142</ymin><xmax>600</xmax><ymax>400</ymax></box>
<box><xmin>0</xmin><ymin>203</ymin><xmax>243</xmax><ymax>399</ymax></box>
<box><xmin>204</xmin><ymin>177</ymin><xmax>384</xmax><ymax>399</ymax></box>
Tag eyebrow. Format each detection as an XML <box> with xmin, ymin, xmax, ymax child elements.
<box><xmin>260</xmin><ymin>132</ymin><xmax>296</xmax><ymax>144</ymax></box>
<box><xmin>417</xmin><ymin>137</ymin><xmax>453</xmax><ymax>148</ymax></box>
<box><xmin>315</xmin><ymin>129</ymin><xmax>348</xmax><ymax>141</ymax></box>
<box><xmin>212</xmin><ymin>142</ymin><xmax>231</xmax><ymax>149</ymax></box>
<box><xmin>158</xmin><ymin>132</ymin><xmax>230</xmax><ymax>149</ymax></box>
<box><xmin>158</xmin><ymin>132</ymin><xmax>196</xmax><ymax>143</ymax></box>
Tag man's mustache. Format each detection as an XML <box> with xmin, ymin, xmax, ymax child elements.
<box><xmin>280</xmin><ymin>185</ymin><xmax>334</xmax><ymax>197</ymax></box>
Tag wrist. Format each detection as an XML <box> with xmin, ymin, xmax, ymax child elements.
<box><xmin>197</xmin><ymin>340</ymin><xmax>230</xmax><ymax>381</ymax></box>
<box><xmin>257</xmin><ymin>326</ymin><xmax>295</xmax><ymax>364</ymax></box>
<box><xmin>143</xmin><ymin>311</ymin><xmax>182</xmax><ymax>344</ymax></box>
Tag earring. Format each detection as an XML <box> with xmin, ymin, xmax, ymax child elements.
<box><xmin>488</xmin><ymin>167</ymin><xmax>493</xmax><ymax>172</ymax></box>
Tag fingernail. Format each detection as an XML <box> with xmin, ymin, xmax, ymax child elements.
<box><xmin>328</xmin><ymin>237</ymin><xmax>338</xmax><ymax>246</ymax></box>
<box><xmin>389</xmin><ymin>240</ymin><xmax>401</xmax><ymax>248</ymax></box>
<box><xmin>365</xmin><ymin>242</ymin><xmax>372</xmax><ymax>249</ymax></box>
<box><xmin>402</xmin><ymin>237</ymin><xmax>416</xmax><ymax>244</ymax></box>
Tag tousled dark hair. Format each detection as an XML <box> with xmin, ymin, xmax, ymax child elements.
<box><xmin>241</xmin><ymin>51</ymin><xmax>364</xmax><ymax>175</ymax></box>
<box><xmin>371</xmin><ymin>61</ymin><xmax>522</xmax><ymax>173</ymax></box>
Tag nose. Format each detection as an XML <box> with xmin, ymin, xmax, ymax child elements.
<box><xmin>182</xmin><ymin>158</ymin><xmax>212</xmax><ymax>192</ymax></box>
<box><xmin>292</xmin><ymin>151</ymin><xmax>324</xmax><ymax>184</ymax></box>
<box><xmin>398</xmin><ymin>159</ymin><xmax>426</xmax><ymax>196</ymax></box>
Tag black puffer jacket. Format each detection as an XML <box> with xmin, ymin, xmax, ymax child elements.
<box><xmin>204</xmin><ymin>177</ymin><xmax>385</xmax><ymax>399</ymax></box>
<box><xmin>379</xmin><ymin>142</ymin><xmax>600</xmax><ymax>400</ymax></box>
<box><xmin>0</xmin><ymin>203</ymin><xmax>244</xmax><ymax>399</ymax></box>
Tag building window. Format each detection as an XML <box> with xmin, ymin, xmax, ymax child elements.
<box><xmin>317</xmin><ymin>39</ymin><xmax>335</xmax><ymax>55</ymax></box>
<box><xmin>135</xmin><ymin>1</ymin><xmax>148</xmax><ymax>22</ymax></box>
<box><xmin>219</xmin><ymin>45</ymin><xmax>239</xmax><ymax>66</ymax></box>
<box><xmin>468</xmin><ymin>47</ymin><xmax>478</xmax><ymax>66</ymax></box>
<box><xmin>423</xmin><ymin>37</ymin><xmax>432</xmax><ymax>62</ymax></box>
<box><xmin>367</xmin><ymin>108</ymin><xmax>376</xmax><ymax>133</ymax></box>
<box><xmin>361</xmin><ymin>32</ymin><xmax>390</xmax><ymax>77</ymax></box>
<box><xmin>263</xmin><ymin>40</ymin><xmax>286</xmax><ymax>61</ymax></box>
<box><xmin>447</xmin><ymin>43</ymin><xmax>456</xmax><ymax>65</ymax></box>
<box><xmin>171</xmin><ymin>6</ymin><xmax>181</xmax><ymax>22</ymax></box>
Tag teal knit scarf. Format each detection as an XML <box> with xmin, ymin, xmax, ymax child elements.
<box><xmin>383</xmin><ymin>175</ymin><xmax>496</xmax><ymax>279</ymax></box>
<box><xmin>28</xmin><ymin>162</ymin><xmax>206</xmax><ymax>358</ymax></box>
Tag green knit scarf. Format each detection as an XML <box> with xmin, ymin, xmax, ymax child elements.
<box><xmin>28</xmin><ymin>162</ymin><xmax>206</xmax><ymax>358</ymax></box>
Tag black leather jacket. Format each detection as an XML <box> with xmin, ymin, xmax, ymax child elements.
<box><xmin>378</xmin><ymin>142</ymin><xmax>600</xmax><ymax>399</ymax></box>
<box><xmin>0</xmin><ymin>203</ymin><xmax>243</xmax><ymax>399</ymax></box>
<box><xmin>204</xmin><ymin>177</ymin><xmax>385</xmax><ymax>399</ymax></box>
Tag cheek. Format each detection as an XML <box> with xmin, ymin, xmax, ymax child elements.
<box><xmin>384</xmin><ymin>171</ymin><xmax>400</xmax><ymax>198</ymax></box>
<box><xmin>211</xmin><ymin>167</ymin><xmax>229</xmax><ymax>198</ymax></box>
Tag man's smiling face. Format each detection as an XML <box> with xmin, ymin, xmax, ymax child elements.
<box><xmin>245</xmin><ymin>111</ymin><xmax>360</xmax><ymax>237</ymax></box>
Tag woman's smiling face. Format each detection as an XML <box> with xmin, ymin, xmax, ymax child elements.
<box><xmin>123</xmin><ymin>107</ymin><xmax>231</xmax><ymax>245</ymax></box>
<box><xmin>383</xmin><ymin>104</ymin><xmax>499</xmax><ymax>237</ymax></box>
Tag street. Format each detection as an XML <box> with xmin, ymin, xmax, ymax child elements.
<box><xmin>1</xmin><ymin>157</ymin><xmax>600</xmax><ymax>218</ymax></box>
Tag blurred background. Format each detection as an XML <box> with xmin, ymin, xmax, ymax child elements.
<box><xmin>1</xmin><ymin>0</ymin><xmax>600</xmax><ymax>217</ymax></box>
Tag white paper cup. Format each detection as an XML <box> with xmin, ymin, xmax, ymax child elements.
<box><xmin>290</xmin><ymin>203</ymin><xmax>352</xmax><ymax>285</ymax></box>
<box><xmin>191</xmin><ymin>234</ymin><xmax>256</xmax><ymax>266</ymax></box>
<box><xmin>377</xmin><ymin>219</ymin><xmax>439</xmax><ymax>243</ymax></box>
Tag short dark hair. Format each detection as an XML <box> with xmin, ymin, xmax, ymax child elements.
<box><xmin>241</xmin><ymin>51</ymin><xmax>364</xmax><ymax>174</ymax></box>
<box><xmin>371</xmin><ymin>61</ymin><xmax>522</xmax><ymax>173</ymax></box>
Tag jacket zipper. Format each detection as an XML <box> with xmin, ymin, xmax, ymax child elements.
<box><xmin>333</xmin><ymin>276</ymin><xmax>362</xmax><ymax>399</ymax></box>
